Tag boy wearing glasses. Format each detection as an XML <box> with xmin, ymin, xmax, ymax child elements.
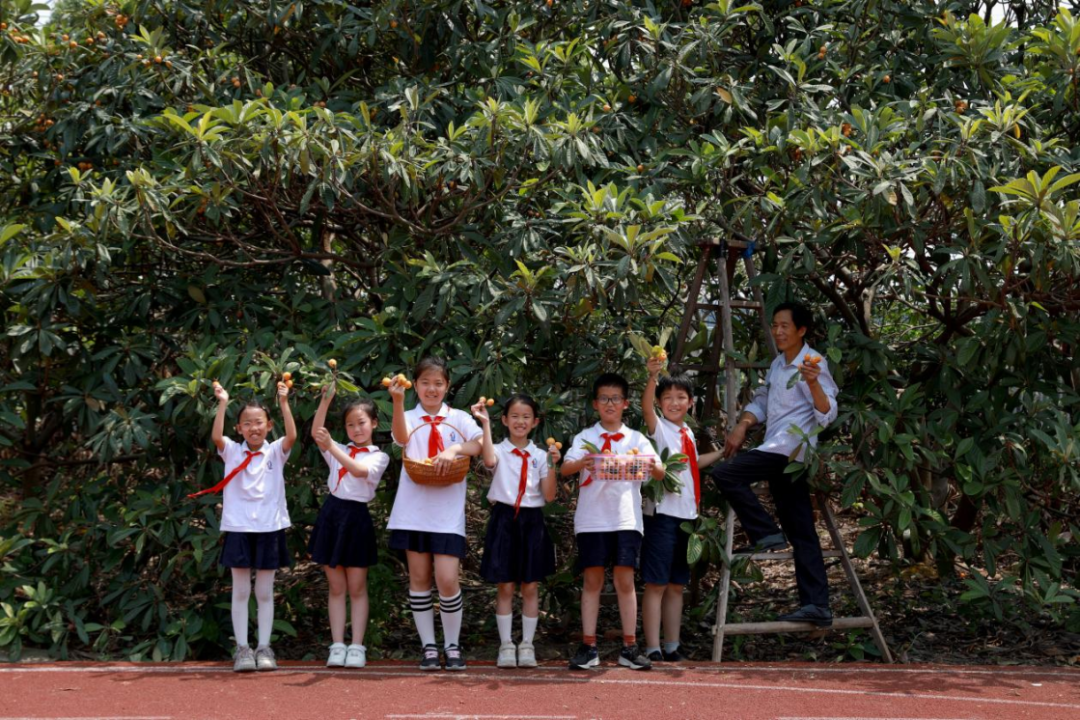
<box><xmin>561</xmin><ymin>373</ymin><xmax>665</xmax><ymax>671</ymax></box>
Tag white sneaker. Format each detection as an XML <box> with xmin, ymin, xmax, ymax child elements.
<box><xmin>327</xmin><ymin>643</ymin><xmax>347</xmax><ymax>667</ymax></box>
<box><xmin>517</xmin><ymin>640</ymin><xmax>537</xmax><ymax>668</ymax></box>
<box><xmin>497</xmin><ymin>641</ymin><xmax>517</xmax><ymax>668</ymax></box>
<box><xmin>254</xmin><ymin>645</ymin><xmax>277</xmax><ymax>671</ymax></box>
<box><xmin>345</xmin><ymin>644</ymin><xmax>366</xmax><ymax>668</ymax></box>
<box><xmin>233</xmin><ymin>645</ymin><xmax>256</xmax><ymax>673</ymax></box>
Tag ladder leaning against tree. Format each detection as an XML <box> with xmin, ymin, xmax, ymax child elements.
<box><xmin>671</xmin><ymin>236</ymin><xmax>893</xmax><ymax>663</ymax></box>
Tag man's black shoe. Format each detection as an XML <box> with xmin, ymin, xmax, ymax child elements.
<box><xmin>734</xmin><ymin>532</ymin><xmax>788</xmax><ymax>555</ymax></box>
<box><xmin>777</xmin><ymin>604</ymin><xmax>833</xmax><ymax>627</ymax></box>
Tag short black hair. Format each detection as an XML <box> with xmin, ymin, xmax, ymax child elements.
<box><xmin>414</xmin><ymin>355</ymin><xmax>450</xmax><ymax>383</ymax></box>
<box><xmin>502</xmin><ymin>393</ymin><xmax>540</xmax><ymax>418</ymax></box>
<box><xmin>773</xmin><ymin>301</ymin><xmax>813</xmax><ymax>332</ymax></box>
<box><xmin>657</xmin><ymin>373</ymin><xmax>695</xmax><ymax>400</ymax></box>
<box><xmin>341</xmin><ymin>397</ymin><xmax>378</xmax><ymax>426</ymax></box>
<box><xmin>237</xmin><ymin>398</ymin><xmax>272</xmax><ymax>423</ymax></box>
<box><xmin>592</xmin><ymin>372</ymin><xmax>629</xmax><ymax>400</ymax></box>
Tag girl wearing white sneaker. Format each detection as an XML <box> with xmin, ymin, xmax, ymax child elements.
<box><xmin>472</xmin><ymin>394</ymin><xmax>559</xmax><ymax>669</ymax></box>
<box><xmin>309</xmin><ymin>386</ymin><xmax>389</xmax><ymax>669</ymax></box>
<box><xmin>195</xmin><ymin>380</ymin><xmax>297</xmax><ymax>674</ymax></box>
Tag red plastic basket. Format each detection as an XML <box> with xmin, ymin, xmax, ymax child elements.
<box><xmin>588</xmin><ymin>453</ymin><xmax>655</xmax><ymax>482</ymax></box>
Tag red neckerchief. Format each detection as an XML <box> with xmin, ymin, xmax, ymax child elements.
<box><xmin>189</xmin><ymin>449</ymin><xmax>262</xmax><ymax>499</ymax></box>
<box><xmin>680</xmin><ymin>427</ymin><xmax>701</xmax><ymax>505</ymax></box>
<box><xmin>335</xmin><ymin>445</ymin><xmax>370</xmax><ymax>491</ymax></box>
<box><xmin>511</xmin><ymin>447</ymin><xmax>531</xmax><ymax>517</ymax></box>
<box><xmin>421</xmin><ymin>415</ymin><xmax>445</xmax><ymax>458</ymax></box>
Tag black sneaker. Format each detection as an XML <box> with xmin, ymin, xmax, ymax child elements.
<box><xmin>662</xmin><ymin>647</ymin><xmax>686</xmax><ymax>662</ymax></box>
<box><xmin>568</xmin><ymin>643</ymin><xmax>599</xmax><ymax>670</ymax></box>
<box><xmin>617</xmin><ymin>644</ymin><xmax>652</xmax><ymax>671</ymax></box>
<box><xmin>777</xmin><ymin>604</ymin><xmax>833</xmax><ymax>627</ymax></box>
<box><xmin>419</xmin><ymin>643</ymin><xmax>441</xmax><ymax>671</ymax></box>
<box><xmin>646</xmin><ymin>650</ymin><xmax>663</xmax><ymax>662</ymax></box>
<box><xmin>444</xmin><ymin>644</ymin><xmax>467</xmax><ymax>671</ymax></box>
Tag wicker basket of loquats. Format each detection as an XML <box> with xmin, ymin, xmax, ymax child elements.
<box><xmin>402</xmin><ymin>421</ymin><xmax>472</xmax><ymax>487</ymax></box>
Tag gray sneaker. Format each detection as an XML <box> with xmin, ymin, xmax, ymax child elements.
<box><xmin>233</xmin><ymin>645</ymin><xmax>256</xmax><ymax>673</ymax></box>
<box><xmin>254</xmin><ymin>645</ymin><xmax>278</xmax><ymax>671</ymax></box>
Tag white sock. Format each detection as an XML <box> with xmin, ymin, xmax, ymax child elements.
<box><xmin>230</xmin><ymin>568</ymin><xmax>251</xmax><ymax>647</ymax></box>
<box><xmin>522</xmin><ymin>614</ymin><xmax>538</xmax><ymax>644</ymax></box>
<box><xmin>646</xmin><ymin>645</ymin><xmax>662</xmax><ymax>656</ymax></box>
<box><xmin>496</xmin><ymin>613</ymin><xmax>513</xmax><ymax>644</ymax></box>
<box><xmin>409</xmin><ymin>591</ymin><xmax>436</xmax><ymax>647</ymax></box>
<box><xmin>439</xmin><ymin>592</ymin><xmax>464</xmax><ymax>648</ymax></box>
<box><xmin>663</xmin><ymin>641</ymin><xmax>680</xmax><ymax>654</ymax></box>
<box><xmin>254</xmin><ymin>570</ymin><xmax>276</xmax><ymax>648</ymax></box>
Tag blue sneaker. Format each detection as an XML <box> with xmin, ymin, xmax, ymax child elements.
<box><xmin>569</xmin><ymin>643</ymin><xmax>599</xmax><ymax>670</ymax></box>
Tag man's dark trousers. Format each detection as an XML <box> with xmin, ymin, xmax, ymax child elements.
<box><xmin>710</xmin><ymin>450</ymin><xmax>829</xmax><ymax>608</ymax></box>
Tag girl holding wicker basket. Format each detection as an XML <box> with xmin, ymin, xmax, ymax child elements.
<box><xmin>385</xmin><ymin>356</ymin><xmax>483</xmax><ymax>671</ymax></box>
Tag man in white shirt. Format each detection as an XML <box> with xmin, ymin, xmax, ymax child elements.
<box><xmin>711</xmin><ymin>302</ymin><xmax>839</xmax><ymax>626</ymax></box>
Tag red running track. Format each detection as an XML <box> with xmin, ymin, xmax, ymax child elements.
<box><xmin>1</xmin><ymin>661</ymin><xmax>1078</xmax><ymax>720</ymax></box>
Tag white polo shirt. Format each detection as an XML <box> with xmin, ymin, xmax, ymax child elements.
<box><xmin>218</xmin><ymin>436</ymin><xmax>291</xmax><ymax>533</ymax></box>
<box><xmin>320</xmin><ymin>442</ymin><xmax>390</xmax><ymax>503</ymax></box>
<box><xmin>487</xmin><ymin>438</ymin><xmax>547</xmax><ymax>508</ymax></box>
<box><xmin>565</xmin><ymin>423</ymin><xmax>657</xmax><ymax>535</ymax></box>
<box><xmin>387</xmin><ymin>403</ymin><xmax>483</xmax><ymax>537</ymax></box>
<box><xmin>644</xmin><ymin>415</ymin><xmax>698</xmax><ymax>521</ymax></box>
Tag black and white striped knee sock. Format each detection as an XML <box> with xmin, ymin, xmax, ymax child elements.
<box><xmin>409</xmin><ymin>590</ymin><xmax>436</xmax><ymax>647</ymax></box>
<box><xmin>439</xmin><ymin>592</ymin><xmax>463</xmax><ymax>648</ymax></box>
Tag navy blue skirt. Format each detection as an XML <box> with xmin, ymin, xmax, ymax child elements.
<box><xmin>219</xmin><ymin>529</ymin><xmax>291</xmax><ymax>569</ymax></box>
<box><xmin>308</xmin><ymin>494</ymin><xmax>378</xmax><ymax>569</ymax></box>
<box><xmin>576</xmin><ymin>530</ymin><xmax>642</xmax><ymax>571</ymax></box>
<box><xmin>388</xmin><ymin>529</ymin><xmax>467</xmax><ymax>560</ymax></box>
<box><xmin>480</xmin><ymin>503</ymin><xmax>556</xmax><ymax>584</ymax></box>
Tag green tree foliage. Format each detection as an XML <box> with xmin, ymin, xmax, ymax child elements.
<box><xmin>0</xmin><ymin>0</ymin><xmax>1077</xmax><ymax>659</ymax></box>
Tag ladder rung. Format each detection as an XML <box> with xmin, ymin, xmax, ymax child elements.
<box><xmin>693</xmin><ymin>301</ymin><xmax>762</xmax><ymax>312</ymax></box>
<box><xmin>699</xmin><ymin>239</ymin><xmax>751</xmax><ymax>249</ymax></box>
<box><xmin>733</xmin><ymin>549</ymin><xmax>844</xmax><ymax>561</ymax></box>
<box><xmin>676</xmin><ymin>362</ymin><xmax>769</xmax><ymax>373</ymax></box>
<box><xmin>718</xmin><ymin>616</ymin><xmax>874</xmax><ymax>636</ymax></box>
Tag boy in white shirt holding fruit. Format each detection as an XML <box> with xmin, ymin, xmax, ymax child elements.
<box><xmin>561</xmin><ymin>372</ymin><xmax>664</xmax><ymax>671</ymax></box>
<box><xmin>640</xmin><ymin>355</ymin><xmax>722</xmax><ymax>662</ymax></box>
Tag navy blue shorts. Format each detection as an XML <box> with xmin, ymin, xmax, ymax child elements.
<box><xmin>388</xmin><ymin>529</ymin><xmax>467</xmax><ymax>560</ymax></box>
<box><xmin>575</xmin><ymin>530</ymin><xmax>642</xmax><ymax>571</ymax></box>
<box><xmin>640</xmin><ymin>513</ymin><xmax>691</xmax><ymax>586</ymax></box>
<box><xmin>480</xmin><ymin>503</ymin><xmax>557</xmax><ymax>584</ymax></box>
<box><xmin>219</xmin><ymin>529</ymin><xmax>291</xmax><ymax>569</ymax></box>
<box><xmin>308</xmin><ymin>494</ymin><xmax>378</xmax><ymax>569</ymax></box>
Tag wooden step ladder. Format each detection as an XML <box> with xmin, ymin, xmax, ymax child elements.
<box><xmin>671</xmin><ymin>238</ymin><xmax>893</xmax><ymax>663</ymax></box>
